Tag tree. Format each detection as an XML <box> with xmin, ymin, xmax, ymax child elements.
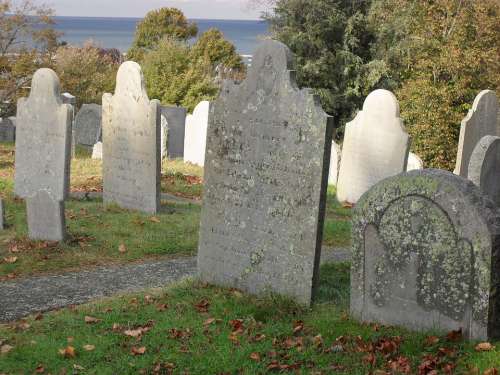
<box><xmin>53</xmin><ymin>42</ymin><xmax>120</xmax><ymax>108</ymax></box>
<box><xmin>265</xmin><ymin>0</ymin><xmax>390</xmax><ymax>137</ymax></box>
<box><xmin>128</xmin><ymin>8</ymin><xmax>198</xmax><ymax>61</ymax></box>
<box><xmin>370</xmin><ymin>0</ymin><xmax>500</xmax><ymax>170</ymax></box>
<box><xmin>0</xmin><ymin>0</ymin><xmax>59</xmax><ymax>116</ymax></box>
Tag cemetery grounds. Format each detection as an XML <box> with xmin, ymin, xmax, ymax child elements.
<box><xmin>0</xmin><ymin>143</ymin><xmax>498</xmax><ymax>373</ymax></box>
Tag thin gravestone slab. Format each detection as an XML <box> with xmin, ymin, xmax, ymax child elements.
<box><xmin>74</xmin><ymin>104</ymin><xmax>102</xmax><ymax>147</ymax></box>
<box><xmin>351</xmin><ymin>169</ymin><xmax>500</xmax><ymax>340</ymax></box>
<box><xmin>163</xmin><ymin>106</ymin><xmax>187</xmax><ymax>159</ymax></box>
<box><xmin>468</xmin><ymin>135</ymin><xmax>500</xmax><ymax>206</ymax></box>
<box><xmin>184</xmin><ymin>101</ymin><xmax>210</xmax><ymax>167</ymax></box>
<box><xmin>337</xmin><ymin>89</ymin><xmax>410</xmax><ymax>204</ymax></box>
<box><xmin>26</xmin><ymin>190</ymin><xmax>66</xmax><ymax>241</ymax></box>
<box><xmin>406</xmin><ymin>152</ymin><xmax>424</xmax><ymax>171</ymax></box>
<box><xmin>92</xmin><ymin>141</ymin><xmax>103</xmax><ymax>160</ymax></box>
<box><xmin>328</xmin><ymin>141</ymin><xmax>341</xmax><ymax>185</ymax></box>
<box><xmin>198</xmin><ymin>40</ymin><xmax>333</xmax><ymax>305</ymax></box>
<box><xmin>455</xmin><ymin>90</ymin><xmax>499</xmax><ymax>177</ymax></box>
<box><xmin>102</xmin><ymin>61</ymin><xmax>161</xmax><ymax>214</ymax></box>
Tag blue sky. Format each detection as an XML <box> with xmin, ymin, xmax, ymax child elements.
<box><xmin>48</xmin><ymin>0</ymin><xmax>269</xmax><ymax>20</ymax></box>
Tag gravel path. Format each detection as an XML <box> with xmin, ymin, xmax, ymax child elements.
<box><xmin>0</xmin><ymin>248</ymin><xmax>350</xmax><ymax>322</ymax></box>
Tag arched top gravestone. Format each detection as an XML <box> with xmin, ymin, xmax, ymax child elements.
<box><xmin>198</xmin><ymin>40</ymin><xmax>334</xmax><ymax>305</ymax></box>
<box><xmin>468</xmin><ymin>135</ymin><xmax>500</xmax><ymax>206</ymax></box>
<box><xmin>184</xmin><ymin>100</ymin><xmax>210</xmax><ymax>167</ymax></box>
<box><xmin>351</xmin><ymin>169</ymin><xmax>500</xmax><ymax>340</ymax></box>
<box><xmin>102</xmin><ymin>61</ymin><xmax>161</xmax><ymax>214</ymax></box>
<box><xmin>455</xmin><ymin>90</ymin><xmax>499</xmax><ymax>177</ymax></box>
<box><xmin>74</xmin><ymin>104</ymin><xmax>102</xmax><ymax>147</ymax></box>
<box><xmin>336</xmin><ymin>89</ymin><xmax>410</xmax><ymax>204</ymax></box>
<box><xmin>14</xmin><ymin>68</ymin><xmax>73</xmax><ymax>201</ymax></box>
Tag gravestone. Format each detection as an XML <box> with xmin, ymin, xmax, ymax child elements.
<box><xmin>184</xmin><ymin>101</ymin><xmax>210</xmax><ymax>167</ymax></box>
<box><xmin>455</xmin><ymin>90</ymin><xmax>499</xmax><ymax>177</ymax></box>
<box><xmin>92</xmin><ymin>141</ymin><xmax>103</xmax><ymax>160</ymax></box>
<box><xmin>102</xmin><ymin>61</ymin><xmax>160</xmax><ymax>214</ymax></box>
<box><xmin>0</xmin><ymin>117</ymin><xmax>15</xmax><ymax>142</ymax></box>
<box><xmin>406</xmin><ymin>152</ymin><xmax>423</xmax><ymax>171</ymax></box>
<box><xmin>61</xmin><ymin>92</ymin><xmax>76</xmax><ymax>105</ymax></box>
<box><xmin>351</xmin><ymin>169</ymin><xmax>500</xmax><ymax>340</ymax></box>
<box><xmin>0</xmin><ymin>198</ymin><xmax>4</xmax><ymax>230</ymax></box>
<box><xmin>14</xmin><ymin>68</ymin><xmax>72</xmax><ymax>241</ymax></box>
<box><xmin>468</xmin><ymin>135</ymin><xmax>500</xmax><ymax>206</ymax></box>
<box><xmin>198</xmin><ymin>40</ymin><xmax>334</xmax><ymax>305</ymax></box>
<box><xmin>328</xmin><ymin>141</ymin><xmax>341</xmax><ymax>185</ymax></box>
<box><xmin>74</xmin><ymin>104</ymin><xmax>102</xmax><ymax>147</ymax></box>
<box><xmin>160</xmin><ymin>113</ymin><xmax>168</xmax><ymax>159</ymax></box>
<box><xmin>336</xmin><ymin>89</ymin><xmax>410</xmax><ymax>204</ymax></box>
<box><xmin>162</xmin><ymin>106</ymin><xmax>187</xmax><ymax>159</ymax></box>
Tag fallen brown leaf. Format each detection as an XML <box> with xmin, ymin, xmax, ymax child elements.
<box><xmin>149</xmin><ymin>216</ymin><xmax>161</xmax><ymax>223</ymax></box>
<box><xmin>131</xmin><ymin>346</ymin><xmax>146</xmax><ymax>356</ymax></box>
<box><xmin>484</xmin><ymin>369</ymin><xmax>499</xmax><ymax>375</ymax></box>
<box><xmin>83</xmin><ymin>344</ymin><xmax>95</xmax><ymax>351</ymax></box>
<box><xmin>35</xmin><ymin>364</ymin><xmax>45</xmax><ymax>373</ymax></box>
<box><xmin>446</xmin><ymin>328</ymin><xmax>463</xmax><ymax>342</ymax></box>
<box><xmin>58</xmin><ymin>346</ymin><xmax>76</xmax><ymax>358</ymax></box>
<box><xmin>250</xmin><ymin>352</ymin><xmax>261</xmax><ymax>362</ymax></box>
<box><xmin>118</xmin><ymin>243</ymin><xmax>127</xmax><ymax>253</ymax></box>
<box><xmin>84</xmin><ymin>316</ymin><xmax>101</xmax><ymax>324</ymax></box>
<box><xmin>3</xmin><ymin>256</ymin><xmax>17</xmax><ymax>264</ymax></box>
<box><xmin>475</xmin><ymin>342</ymin><xmax>495</xmax><ymax>352</ymax></box>
<box><xmin>1</xmin><ymin>344</ymin><xmax>13</xmax><ymax>354</ymax></box>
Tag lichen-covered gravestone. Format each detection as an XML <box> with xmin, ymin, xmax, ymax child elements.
<box><xmin>162</xmin><ymin>106</ymin><xmax>187</xmax><ymax>159</ymax></box>
<box><xmin>336</xmin><ymin>90</ymin><xmax>410</xmax><ymax>204</ymax></box>
<box><xmin>351</xmin><ymin>169</ymin><xmax>500</xmax><ymax>340</ymax></box>
<box><xmin>102</xmin><ymin>61</ymin><xmax>160</xmax><ymax>214</ymax></box>
<box><xmin>328</xmin><ymin>141</ymin><xmax>341</xmax><ymax>185</ymax></box>
<box><xmin>455</xmin><ymin>90</ymin><xmax>499</xmax><ymax>177</ymax></box>
<box><xmin>198</xmin><ymin>40</ymin><xmax>333</xmax><ymax>305</ymax></box>
<box><xmin>74</xmin><ymin>104</ymin><xmax>102</xmax><ymax>148</ymax></box>
<box><xmin>184</xmin><ymin>100</ymin><xmax>210</xmax><ymax>167</ymax></box>
<box><xmin>468</xmin><ymin>135</ymin><xmax>500</xmax><ymax>206</ymax></box>
<box><xmin>14</xmin><ymin>68</ymin><xmax>73</xmax><ymax>241</ymax></box>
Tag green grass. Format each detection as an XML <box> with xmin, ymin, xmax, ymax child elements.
<box><xmin>323</xmin><ymin>186</ymin><xmax>352</xmax><ymax>248</ymax></box>
<box><xmin>0</xmin><ymin>264</ymin><xmax>497</xmax><ymax>374</ymax></box>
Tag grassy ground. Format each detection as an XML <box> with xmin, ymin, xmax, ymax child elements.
<box><xmin>0</xmin><ymin>264</ymin><xmax>498</xmax><ymax>374</ymax></box>
<box><xmin>0</xmin><ymin>142</ymin><xmax>351</xmax><ymax>279</ymax></box>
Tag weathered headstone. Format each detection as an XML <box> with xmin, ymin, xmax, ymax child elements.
<box><xmin>468</xmin><ymin>135</ymin><xmax>500</xmax><ymax>206</ymax></box>
<box><xmin>455</xmin><ymin>90</ymin><xmax>499</xmax><ymax>177</ymax></box>
<box><xmin>92</xmin><ymin>141</ymin><xmax>103</xmax><ymax>160</ymax></box>
<box><xmin>14</xmin><ymin>68</ymin><xmax>72</xmax><ymax>241</ymax></box>
<box><xmin>74</xmin><ymin>104</ymin><xmax>102</xmax><ymax>147</ymax></box>
<box><xmin>0</xmin><ymin>198</ymin><xmax>4</xmax><ymax>230</ymax></box>
<box><xmin>328</xmin><ymin>141</ymin><xmax>341</xmax><ymax>185</ymax></box>
<box><xmin>406</xmin><ymin>152</ymin><xmax>424</xmax><ymax>171</ymax></box>
<box><xmin>184</xmin><ymin>101</ymin><xmax>210</xmax><ymax>167</ymax></box>
<box><xmin>162</xmin><ymin>106</ymin><xmax>187</xmax><ymax>159</ymax></box>
<box><xmin>160</xmin><ymin>113</ymin><xmax>168</xmax><ymax>159</ymax></box>
<box><xmin>198</xmin><ymin>40</ymin><xmax>334</xmax><ymax>305</ymax></box>
<box><xmin>336</xmin><ymin>89</ymin><xmax>410</xmax><ymax>204</ymax></box>
<box><xmin>351</xmin><ymin>169</ymin><xmax>500</xmax><ymax>340</ymax></box>
<box><xmin>102</xmin><ymin>61</ymin><xmax>160</xmax><ymax>214</ymax></box>
<box><xmin>0</xmin><ymin>117</ymin><xmax>15</xmax><ymax>142</ymax></box>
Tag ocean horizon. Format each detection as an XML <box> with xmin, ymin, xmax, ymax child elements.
<box><xmin>50</xmin><ymin>16</ymin><xmax>270</xmax><ymax>55</ymax></box>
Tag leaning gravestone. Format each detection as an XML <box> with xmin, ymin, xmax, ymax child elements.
<box><xmin>184</xmin><ymin>101</ymin><xmax>210</xmax><ymax>167</ymax></box>
<box><xmin>198</xmin><ymin>40</ymin><xmax>334</xmax><ymax>305</ymax></box>
<box><xmin>351</xmin><ymin>169</ymin><xmax>500</xmax><ymax>340</ymax></box>
<box><xmin>328</xmin><ymin>141</ymin><xmax>341</xmax><ymax>185</ymax></box>
<box><xmin>14</xmin><ymin>68</ymin><xmax>72</xmax><ymax>241</ymax></box>
<box><xmin>0</xmin><ymin>117</ymin><xmax>15</xmax><ymax>142</ymax></box>
<box><xmin>74</xmin><ymin>104</ymin><xmax>102</xmax><ymax>148</ymax></box>
<box><xmin>455</xmin><ymin>90</ymin><xmax>499</xmax><ymax>177</ymax></box>
<box><xmin>102</xmin><ymin>61</ymin><xmax>160</xmax><ymax>214</ymax></box>
<box><xmin>336</xmin><ymin>89</ymin><xmax>410</xmax><ymax>204</ymax></box>
<box><xmin>162</xmin><ymin>106</ymin><xmax>187</xmax><ymax>159</ymax></box>
<box><xmin>406</xmin><ymin>152</ymin><xmax>424</xmax><ymax>171</ymax></box>
<box><xmin>468</xmin><ymin>135</ymin><xmax>500</xmax><ymax>206</ymax></box>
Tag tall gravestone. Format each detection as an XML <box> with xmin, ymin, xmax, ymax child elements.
<box><xmin>455</xmin><ymin>90</ymin><xmax>499</xmax><ymax>177</ymax></box>
<box><xmin>162</xmin><ymin>106</ymin><xmax>187</xmax><ymax>159</ymax></box>
<box><xmin>74</xmin><ymin>104</ymin><xmax>102</xmax><ymax>148</ymax></box>
<box><xmin>14</xmin><ymin>68</ymin><xmax>72</xmax><ymax>241</ymax></box>
<box><xmin>468</xmin><ymin>135</ymin><xmax>500</xmax><ymax>206</ymax></box>
<box><xmin>198</xmin><ymin>40</ymin><xmax>334</xmax><ymax>305</ymax></box>
<box><xmin>328</xmin><ymin>141</ymin><xmax>341</xmax><ymax>185</ymax></box>
<box><xmin>406</xmin><ymin>152</ymin><xmax>424</xmax><ymax>171</ymax></box>
<box><xmin>351</xmin><ymin>169</ymin><xmax>500</xmax><ymax>340</ymax></box>
<box><xmin>336</xmin><ymin>90</ymin><xmax>410</xmax><ymax>204</ymax></box>
<box><xmin>0</xmin><ymin>117</ymin><xmax>15</xmax><ymax>142</ymax></box>
<box><xmin>102</xmin><ymin>61</ymin><xmax>160</xmax><ymax>214</ymax></box>
<box><xmin>184</xmin><ymin>101</ymin><xmax>210</xmax><ymax>167</ymax></box>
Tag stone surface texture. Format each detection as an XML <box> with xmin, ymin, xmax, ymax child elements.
<box><xmin>336</xmin><ymin>89</ymin><xmax>410</xmax><ymax>204</ymax></box>
<box><xmin>468</xmin><ymin>135</ymin><xmax>500</xmax><ymax>206</ymax></box>
<box><xmin>162</xmin><ymin>106</ymin><xmax>187</xmax><ymax>159</ymax></box>
<box><xmin>184</xmin><ymin>100</ymin><xmax>210</xmax><ymax>166</ymax></box>
<box><xmin>406</xmin><ymin>152</ymin><xmax>424</xmax><ymax>171</ymax></box>
<box><xmin>455</xmin><ymin>90</ymin><xmax>499</xmax><ymax>177</ymax></box>
<box><xmin>14</xmin><ymin>68</ymin><xmax>72</xmax><ymax>202</ymax></box>
<box><xmin>351</xmin><ymin>169</ymin><xmax>500</xmax><ymax>340</ymax></box>
<box><xmin>26</xmin><ymin>190</ymin><xmax>66</xmax><ymax>241</ymax></box>
<box><xmin>328</xmin><ymin>141</ymin><xmax>341</xmax><ymax>185</ymax></box>
<box><xmin>91</xmin><ymin>141</ymin><xmax>103</xmax><ymax>160</ymax></box>
<box><xmin>74</xmin><ymin>104</ymin><xmax>102</xmax><ymax>147</ymax></box>
<box><xmin>102</xmin><ymin>61</ymin><xmax>160</xmax><ymax>214</ymax></box>
<box><xmin>198</xmin><ymin>40</ymin><xmax>333</xmax><ymax>305</ymax></box>
<box><xmin>0</xmin><ymin>117</ymin><xmax>16</xmax><ymax>142</ymax></box>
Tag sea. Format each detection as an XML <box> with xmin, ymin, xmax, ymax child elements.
<box><xmin>50</xmin><ymin>16</ymin><xmax>270</xmax><ymax>56</ymax></box>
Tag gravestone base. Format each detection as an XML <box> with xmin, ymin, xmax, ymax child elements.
<box><xmin>26</xmin><ymin>191</ymin><xmax>66</xmax><ymax>241</ymax></box>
